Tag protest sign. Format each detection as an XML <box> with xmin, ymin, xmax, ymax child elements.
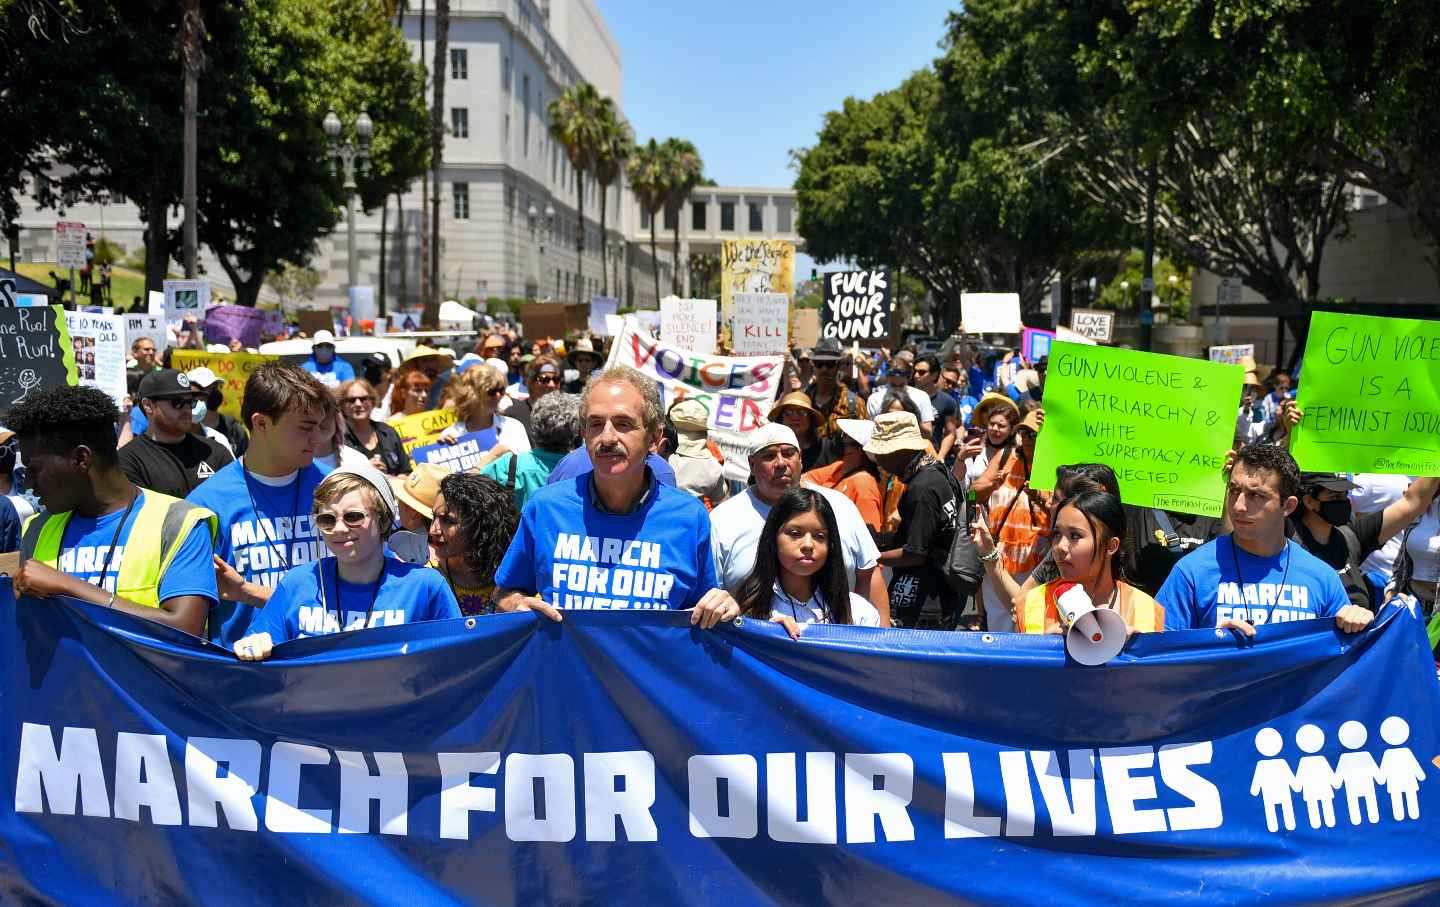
<box><xmin>821</xmin><ymin>270</ymin><xmax>891</xmax><ymax>342</ymax></box>
<box><xmin>163</xmin><ymin>279</ymin><xmax>208</xmax><ymax>324</ymax></box>
<box><xmin>389</xmin><ymin>407</ymin><xmax>459</xmax><ymax>455</ymax></box>
<box><xmin>520</xmin><ymin>303</ymin><xmax>569</xmax><ymax>342</ymax></box>
<box><xmin>589</xmin><ymin>296</ymin><xmax>619</xmax><ymax>336</ymax></box>
<box><xmin>720</xmin><ymin>239</ymin><xmax>793</xmax><ymax>320</ymax></box>
<box><xmin>0</xmin><ymin>306</ymin><xmax>74</xmax><ymax>412</ymax></box>
<box><xmin>295</xmin><ymin>309</ymin><xmax>333</xmax><ymax>338</ymax></box>
<box><xmin>63</xmin><ymin>311</ymin><xmax>126</xmax><ymax>408</ymax></box>
<box><xmin>634</xmin><ymin>309</ymin><xmax>661</xmax><ymax>333</ymax></box>
<box><xmin>730</xmin><ymin>292</ymin><xmax>789</xmax><ymax>355</ymax></box>
<box><xmin>1292</xmin><ymin>311</ymin><xmax>1440</xmax><ymax>475</ymax></box>
<box><xmin>606</xmin><ymin>316</ymin><xmax>781</xmax><ymax>480</ymax></box>
<box><xmin>147</xmin><ymin>290</ymin><xmax>164</xmax><ymax>314</ymax></box>
<box><xmin>203</xmin><ymin>304</ymin><xmax>267</xmax><ymax>349</ymax></box>
<box><xmin>660</xmin><ymin>297</ymin><xmax>717</xmax><ymax>355</ymax></box>
<box><xmin>53</xmin><ymin>221</ymin><xmax>86</xmax><ymax>270</ymax></box>
<box><xmin>1031</xmin><ymin>342</ymin><xmax>1242</xmax><ymax>516</ymax></box>
<box><xmin>1209</xmin><ymin>344</ymin><xmax>1255</xmax><ymax>365</ymax></box>
<box><xmin>409</xmin><ymin>429</ymin><xmax>498</xmax><ymax>473</ymax></box>
<box><xmin>388</xmin><ymin>307</ymin><xmax>423</xmax><ymax>333</ymax></box>
<box><xmin>124</xmin><ymin>313</ymin><xmax>167</xmax><ymax>357</ymax></box>
<box><xmin>5</xmin><ymin>594</ymin><xmax>1440</xmax><ymax>905</ymax></box>
<box><xmin>792</xmin><ymin>308</ymin><xmax>820</xmax><ymax>350</ymax></box>
<box><xmin>169</xmin><ymin>350</ymin><xmax>278</xmax><ymax>421</ymax></box>
<box><xmin>961</xmin><ymin>292</ymin><xmax>1023</xmax><ymax>334</ymax></box>
<box><xmin>1022</xmin><ymin>327</ymin><xmax>1054</xmax><ymax>362</ymax></box>
<box><xmin>1069</xmin><ymin>308</ymin><xmax>1114</xmax><ymax>342</ymax></box>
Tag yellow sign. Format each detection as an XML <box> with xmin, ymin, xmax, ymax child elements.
<box><xmin>388</xmin><ymin>407</ymin><xmax>459</xmax><ymax>454</ymax></box>
<box><xmin>170</xmin><ymin>350</ymin><xmax>278</xmax><ymax>421</ymax></box>
<box><xmin>721</xmin><ymin>239</ymin><xmax>794</xmax><ymax>322</ymax></box>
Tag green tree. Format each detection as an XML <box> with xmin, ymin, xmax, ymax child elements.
<box><xmin>626</xmin><ymin>138</ymin><xmax>669</xmax><ymax>306</ymax></box>
<box><xmin>592</xmin><ymin>98</ymin><xmax>634</xmax><ymax>298</ymax></box>
<box><xmin>661</xmin><ymin>138</ymin><xmax>702</xmax><ymax>297</ymax></box>
<box><xmin>548</xmin><ymin>81</ymin><xmax>604</xmax><ymax>305</ymax></box>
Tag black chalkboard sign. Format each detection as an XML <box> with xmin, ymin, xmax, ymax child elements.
<box><xmin>822</xmin><ymin>269</ymin><xmax>893</xmax><ymax>342</ymax></box>
<box><xmin>0</xmin><ymin>306</ymin><xmax>74</xmax><ymax>414</ymax></box>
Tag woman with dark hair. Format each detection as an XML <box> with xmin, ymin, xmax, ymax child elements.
<box><xmin>976</xmin><ymin>490</ymin><xmax>1163</xmax><ymax>635</ymax></box>
<box><xmin>428</xmin><ymin>472</ymin><xmax>521</xmax><ymax>616</ymax></box>
<box><xmin>735</xmin><ymin>487</ymin><xmax>881</xmax><ymax>638</ymax></box>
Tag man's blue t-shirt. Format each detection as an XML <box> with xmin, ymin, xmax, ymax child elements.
<box><xmin>967</xmin><ymin>366</ymin><xmax>990</xmax><ymax>399</ymax></box>
<box><xmin>0</xmin><ymin>495</ymin><xmax>19</xmax><ymax>554</ymax></box>
<box><xmin>1156</xmin><ymin>536</ymin><xmax>1349</xmax><ymax>629</ymax></box>
<box><xmin>545</xmin><ymin>448</ymin><xmax>677</xmax><ymax>487</ymax></box>
<box><xmin>186</xmin><ymin>460</ymin><xmax>333</xmax><ymax>645</ymax></box>
<box><xmin>300</xmin><ymin>356</ymin><xmax>355</xmax><ymax>389</ymax></box>
<box><xmin>248</xmin><ymin>557</ymin><xmax>460</xmax><ymax>644</ymax></box>
<box><xmin>495</xmin><ymin>474</ymin><xmax>717</xmax><ymax>611</ymax></box>
<box><xmin>953</xmin><ymin>394</ymin><xmax>979</xmax><ymax>426</ymax></box>
<box><xmin>54</xmin><ymin>490</ymin><xmax>218</xmax><ymax>605</ymax></box>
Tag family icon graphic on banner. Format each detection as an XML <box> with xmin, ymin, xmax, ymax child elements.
<box><xmin>1250</xmin><ymin>718</ymin><xmax>1426</xmax><ymax>833</ymax></box>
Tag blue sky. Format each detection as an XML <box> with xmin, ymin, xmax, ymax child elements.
<box><xmin>596</xmin><ymin>0</ymin><xmax>958</xmax><ymax>273</ymax></box>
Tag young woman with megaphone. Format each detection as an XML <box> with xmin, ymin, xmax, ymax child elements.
<box><xmin>974</xmin><ymin>491</ymin><xmax>1163</xmax><ymax>663</ymax></box>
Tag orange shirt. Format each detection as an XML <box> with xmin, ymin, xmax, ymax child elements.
<box><xmin>804</xmin><ymin>461</ymin><xmax>883</xmax><ymax>533</ymax></box>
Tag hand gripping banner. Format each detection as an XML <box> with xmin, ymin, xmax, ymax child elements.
<box><xmin>2</xmin><ymin>585</ymin><xmax>1440</xmax><ymax>905</ymax></box>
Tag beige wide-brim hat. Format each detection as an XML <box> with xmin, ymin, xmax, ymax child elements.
<box><xmin>391</xmin><ymin>463</ymin><xmax>449</xmax><ymax>520</ymax></box>
<box><xmin>864</xmin><ymin>412</ymin><xmax>927</xmax><ymax>456</ymax></box>
<box><xmin>767</xmin><ymin>391</ymin><xmax>823</xmax><ymax>429</ymax></box>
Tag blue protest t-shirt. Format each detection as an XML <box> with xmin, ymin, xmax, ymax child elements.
<box><xmin>186</xmin><ymin>460</ymin><xmax>333</xmax><ymax>645</ymax></box>
<box><xmin>495</xmin><ymin>473</ymin><xmax>717</xmax><ymax>611</ymax></box>
<box><xmin>1156</xmin><ymin>535</ymin><xmax>1349</xmax><ymax>629</ymax></box>
<box><xmin>53</xmin><ymin>490</ymin><xmax>218</xmax><ymax>605</ymax></box>
<box><xmin>300</xmin><ymin>356</ymin><xmax>355</xmax><ymax>389</ymax></box>
<box><xmin>545</xmin><ymin>447</ymin><xmax>677</xmax><ymax>487</ymax></box>
<box><xmin>248</xmin><ymin>557</ymin><xmax>460</xmax><ymax>644</ymax></box>
<box><xmin>954</xmin><ymin>394</ymin><xmax>979</xmax><ymax>426</ymax></box>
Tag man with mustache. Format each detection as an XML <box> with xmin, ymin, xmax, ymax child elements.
<box><xmin>494</xmin><ymin>366</ymin><xmax>739</xmax><ymax>628</ymax></box>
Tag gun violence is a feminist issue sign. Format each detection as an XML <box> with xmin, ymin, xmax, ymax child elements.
<box><xmin>1031</xmin><ymin>342</ymin><xmax>1243</xmax><ymax>516</ymax></box>
<box><xmin>1292</xmin><ymin>311</ymin><xmax>1440</xmax><ymax>476</ymax></box>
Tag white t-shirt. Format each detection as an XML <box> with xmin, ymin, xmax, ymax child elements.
<box><xmin>710</xmin><ymin>484</ymin><xmax>881</xmax><ymax>594</ymax></box>
<box><xmin>866</xmin><ymin>385</ymin><xmax>935</xmax><ymax>424</ymax></box>
<box><xmin>494</xmin><ymin>413</ymin><xmax>532</xmax><ymax>454</ymax></box>
<box><xmin>1406</xmin><ymin>499</ymin><xmax>1440</xmax><ymax>584</ymax></box>
<box><xmin>1350</xmin><ymin>473</ymin><xmax>1413</xmax><ymax>579</ymax></box>
<box><xmin>768</xmin><ymin>585</ymin><xmax>880</xmax><ymax>627</ymax></box>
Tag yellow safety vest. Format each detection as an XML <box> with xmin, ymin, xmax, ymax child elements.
<box><xmin>1018</xmin><ymin>581</ymin><xmax>1163</xmax><ymax>635</ymax></box>
<box><xmin>21</xmin><ymin>489</ymin><xmax>218</xmax><ymax>609</ymax></box>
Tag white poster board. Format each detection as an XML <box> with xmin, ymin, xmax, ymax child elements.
<box><xmin>1068</xmin><ymin>308</ymin><xmax>1115</xmax><ymax>343</ymax></box>
<box><xmin>124</xmin><ymin>313</ymin><xmax>167</xmax><ymax>357</ymax></box>
<box><xmin>64</xmin><ymin>311</ymin><xmax>127</xmax><ymax>408</ymax></box>
<box><xmin>659</xmin><ymin>296</ymin><xmax>717</xmax><ymax>354</ymax></box>
<box><xmin>54</xmin><ymin>221</ymin><xmax>86</xmax><ymax>270</ymax></box>
<box><xmin>163</xmin><ymin>279</ymin><xmax>210</xmax><ymax>324</ymax></box>
<box><xmin>589</xmin><ymin>296</ymin><xmax>619</xmax><ymax>336</ymax></box>
<box><xmin>731</xmin><ymin>292</ymin><xmax>790</xmax><ymax>355</ymax></box>
<box><xmin>961</xmin><ymin>292</ymin><xmax>1023</xmax><ymax>335</ymax></box>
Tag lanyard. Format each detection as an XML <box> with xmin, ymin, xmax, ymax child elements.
<box><xmin>240</xmin><ymin>465</ymin><xmax>303</xmax><ymax>572</ymax></box>
<box><xmin>775</xmin><ymin>586</ymin><xmax>829</xmax><ymax>624</ymax></box>
<box><xmin>67</xmin><ymin>489</ymin><xmax>140</xmax><ymax>595</ymax></box>
<box><xmin>317</xmin><ymin>558</ymin><xmax>383</xmax><ymax>633</ymax></box>
<box><xmin>1229</xmin><ymin>537</ymin><xmax>1292</xmax><ymax>625</ymax></box>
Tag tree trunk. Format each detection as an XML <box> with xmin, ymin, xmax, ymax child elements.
<box><xmin>394</xmin><ymin>191</ymin><xmax>408</xmax><ymax>310</ymax></box>
<box><xmin>142</xmin><ymin>180</ymin><xmax>170</xmax><ymax>298</ymax></box>
<box><xmin>418</xmin><ymin>0</ymin><xmax>428</xmax><ymax>311</ymax></box>
<box><xmin>650</xmin><ymin>219</ymin><xmax>659</xmax><ymax>306</ymax></box>
<box><xmin>425</xmin><ymin>0</ymin><xmax>448</xmax><ymax>327</ymax></box>
<box><xmin>378</xmin><ymin>199</ymin><xmax>389</xmax><ymax>318</ymax></box>
<box><xmin>670</xmin><ymin>209</ymin><xmax>680</xmax><ymax>297</ymax></box>
<box><xmin>181</xmin><ymin>0</ymin><xmax>201</xmax><ymax>279</ymax></box>
<box><xmin>214</xmin><ymin>252</ymin><xmax>263</xmax><ymax>308</ymax></box>
<box><xmin>1139</xmin><ymin>157</ymin><xmax>1158</xmax><ymax>352</ymax></box>
<box><xmin>599</xmin><ymin>181</ymin><xmax>608</xmax><ymax>296</ymax></box>
<box><xmin>575</xmin><ymin>175</ymin><xmax>584</xmax><ymax>304</ymax></box>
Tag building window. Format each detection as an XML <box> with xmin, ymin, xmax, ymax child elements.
<box><xmin>522</xmin><ymin>75</ymin><xmax>531</xmax><ymax>154</ymax></box>
<box><xmin>450</xmin><ymin>48</ymin><xmax>468</xmax><ymax>80</ymax></box>
<box><xmin>720</xmin><ymin>201</ymin><xmax>735</xmax><ymax>232</ymax></box>
<box><xmin>503</xmin><ymin>113</ymin><xmax>510</xmax><ymax>147</ymax></box>
<box><xmin>451</xmin><ymin>108</ymin><xmax>468</xmax><ymax>139</ymax></box>
<box><xmin>453</xmin><ymin>183</ymin><xmax>470</xmax><ymax>220</ymax></box>
<box><xmin>664</xmin><ymin>206</ymin><xmax>677</xmax><ymax>231</ymax></box>
<box><xmin>641</xmin><ymin>208</ymin><xmax>651</xmax><ymax>229</ymax></box>
<box><xmin>502</xmin><ymin>56</ymin><xmax>510</xmax><ymax>91</ymax></box>
<box><xmin>692</xmin><ymin>202</ymin><xmax>706</xmax><ymax>231</ymax></box>
<box><xmin>749</xmin><ymin>202</ymin><xmax>763</xmax><ymax>233</ymax></box>
<box><xmin>505</xmin><ymin>185</ymin><xmax>515</xmax><ymax>223</ymax></box>
<box><xmin>778</xmin><ymin>203</ymin><xmax>793</xmax><ymax>233</ymax></box>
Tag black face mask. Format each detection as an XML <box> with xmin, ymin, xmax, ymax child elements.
<box><xmin>207</xmin><ymin>387</ymin><xmax>223</xmax><ymax>410</ymax></box>
<box><xmin>1314</xmin><ymin>498</ymin><xmax>1352</xmax><ymax>527</ymax></box>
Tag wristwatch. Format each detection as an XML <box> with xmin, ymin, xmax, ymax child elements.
<box><xmin>980</xmin><ymin>549</ymin><xmax>1001</xmax><ymax>564</ymax></box>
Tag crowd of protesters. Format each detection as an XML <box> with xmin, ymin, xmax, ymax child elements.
<box><xmin>3</xmin><ymin>316</ymin><xmax>1437</xmax><ymax>665</ymax></box>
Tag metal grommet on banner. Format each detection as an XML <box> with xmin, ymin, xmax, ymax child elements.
<box><xmin>981</xmin><ymin>634</ymin><xmax>994</xmax><ymax>644</ymax></box>
<box><xmin>465</xmin><ymin>618</ymin><xmax>476</xmax><ymax>630</ymax></box>
<box><xmin>1214</xmin><ymin>629</ymin><xmax>1227</xmax><ymax>638</ymax></box>
<box><xmin>733</xmin><ymin>616</ymin><xmax>744</xmax><ymax>627</ymax></box>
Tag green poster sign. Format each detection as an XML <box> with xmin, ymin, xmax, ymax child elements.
<box><xmin>1031</xmin><ymin>342</ymin><xmax>1243</xmax><ymax>517</ymax></box>
<box><xmin>1292</xmin><ymin>311</ymin><xmax>1440</xmax><ymax>476</ymax></box>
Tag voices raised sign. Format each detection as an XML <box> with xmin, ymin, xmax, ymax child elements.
<box><xmin>1031</xmin><ymin>343</ymin><xmax>1242</xmax><ymax>516</ymax></box>
<box><xmin>1292</xmin><ymin>311</ymin><xmax>1440</xmax><ymax>476</ymax></box>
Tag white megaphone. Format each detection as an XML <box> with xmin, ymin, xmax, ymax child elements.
<box><xmin>1054</xmin><ymin>583</ymin><xmax>1128</xmax><ymax>666</ymax></box>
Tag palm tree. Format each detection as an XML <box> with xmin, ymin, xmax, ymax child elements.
<box><xmin>661</xmin><ymin>138</ymin><xmax>703</xmax><ymax>297</ymax></box>
<box><xmin>627</xmin><ymin>138</ymin><xmax>669</xmax><ymax>306</ymax></box>
<box><xmin>548</xmin><ymin>81</ymin><xmax>603</xmax><ymax>304</ymax></box>
<box><xmin>592</xmin><ymin>98</ymin><xmax>634</xmax><ymax>298</ymax></box>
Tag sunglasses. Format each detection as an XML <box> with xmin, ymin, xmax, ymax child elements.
<box><xmin>314</xmin><ymin>510</ymin><xmax>370</xmax><ymax>532</ymax></box>
<box><xmin>486</xmin><ymin>387</ymin><xmax>504</xmax><ymax>397</ymax></box>
<box><xmin>813</xmin><ymin>361</ymin><xmax>838</xmax><ymax>370</ymax></box>
<box><xmin>344</xmin><ymin>395</ymin><xmax>373</xmax><ymax>404</ymax></box>
<box><xmin>532</xmin><ymin>373</ymin><xmax>560</xmax><ymax>385</ymax></box>
<box><xmin>162</xmin><ymin>397</ymin><xmax>198</xmax><ymax>410</ymax></box>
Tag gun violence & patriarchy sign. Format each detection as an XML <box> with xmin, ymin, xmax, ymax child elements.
<box><xmin>1031</xmin><ymin>342</ymin><xmax>1242</xmax><ymax>516</ymax></box>
<box><xmin>720</xmin><ymin>239</ymin><xmax>794</xmax><ymax>320</ymax></box>
<box><xmin>1292</xmin><ymin>312</ymin><xmax>1440</xmax><ymax>477</ymax></box>
<box><xmin>606</xmin><ymin>316</ymin><xmax>782</xmax><ymax>481</ymax></box>
<box><xmin>170</xmin><ymin>351</ymin><xmax>278</xmax><ymax>421</ymax></box>
<box><xmin>821</xmin><ymin>270</ymin><xmax>892</xmax><ymax>342</ymax></box>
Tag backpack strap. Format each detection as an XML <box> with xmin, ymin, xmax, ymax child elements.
<box><xmin>505</xmin><ymin>453</ymin><xmax>518</xmax><ymax>490</ymax></box>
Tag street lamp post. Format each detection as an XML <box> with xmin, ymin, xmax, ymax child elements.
<box><xmin>323</xmin><ymin>108</ymin><xmax>373</xmax><ymax>295</ymax></box>
<box><xmin>541</xmin><ymin>203</ymin><xmax>555</xmax><ymax>300</ymax></box>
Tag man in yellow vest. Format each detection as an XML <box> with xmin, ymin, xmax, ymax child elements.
<box><xmin>10</xmin><ymin>385</ymin><xmax>218</xmax><ymax>636</ymax></box>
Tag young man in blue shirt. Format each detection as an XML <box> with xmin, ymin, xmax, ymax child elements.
<box><xmin>1157</xmin><ymin>443</ymin><xmax>1374</xmax><ymax>635</ymax></box>
<box><xmin>495</xmin><ymin>366</ymin><xmax>738</xmax><ymax>626</ymax></box>
<box><xmin>299</xmin><ymin>330</ymin><xmax>354</xmax><ymax>389</ymax></box>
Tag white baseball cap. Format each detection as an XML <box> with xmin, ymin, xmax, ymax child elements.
<box><xmin>185</xmin><ymin>366</ymin><xmax>221</xmax><ymax>389</ymax></box>
<box><xmin>748</xmin><ymin>422</ymin><xmax>800</xmax><ymax>458</ymax></box>
<box><xmin>312</xmin><ymin>329</ymin><xmax>336</xmax><ymax>345</ymax></box>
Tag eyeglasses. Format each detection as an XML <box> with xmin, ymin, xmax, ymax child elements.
<box><xmin>344</xmin><ymin>395</ymin><xmax>373</xmax><ymax>405</ymax></box>
<box><xmin>890</xmin><ymin>372</ymin><xmax>912</xmax><ymax>382</ymax></box>
<box><xmin>163</xmin><ymin>397</ymin><xmax>198</xmax><ymax>410</ymax></box>
<box><xmin>813</xmin><ymin>361</ymin><xmax>838</xmax><ymax>370</ymax></box>
<box><xmin>314</xmin><ymin>510</ymin><xmax>370</xmax><ymax>532</ymax></box>
<box><xmin>486</xmin><ymin>387</ymin><xmax>504</xmax><ymax>397</ymax></box>
<box><xmin>532</xmin><ymin>373</ymin><xmax>560</xmax><ymax>385</ymax></box>
<box><xmin>913</xmin><ymin>368</ymin><xmax>931</xmax><ymax>377</ymax></box>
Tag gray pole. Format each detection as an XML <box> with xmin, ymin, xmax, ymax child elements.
<box><xmin>345</xmin><ymin>160</ymin><xmax>358</xmax><ymax>292</ymax></box>
<box><xmin>182</xmin><ymin>0</ymin><xmax>202</xmax><ymax>280</ymax></box>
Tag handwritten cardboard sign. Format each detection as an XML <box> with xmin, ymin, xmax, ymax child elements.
<box><xmin>389</xmin><ymin>407</ymin><xmax>460</xmax><ymax>455</ymax></box>
<box><xmin>1292</xmin><ymin>312</ymin><xmax>1440</xmax><ymax>475</ymax></box>
<box><xmin>721</xmin><ymin>239</ymin><xmax>793</xmax><ymax>321</ymax></box>
<box><xmin>1031</xmin><ymin>342</ymin><xmax>1242</xmax><ymax>516</ymax></box>
<box><xmin>660</xmin><ymin>297</ymin><xmax>717</xmax><ymax>355</ymax></box>
<box><xmin>1069</xmin><ymin>308</ymin><xmax>1114</xmax><ymax>343</ymax></box>
<box><xmin>0</xmin><ymin>306</ymin><xmax>74</xmax><ymax>414</ymax></box>
<box><xmin>821</xmin><ymin>270</ymin><xmax>891</xmax><ymax>342</ymax></box>
<box><xmin>731</xmin><ymin>292</ymin><xmax>789</xmax><ymax>355</ymax></box>
<box><xmin>1208</xmin><ymin>344</ymin><xmax>1255</xmax><ymax>365</ymax></box>
<box><xmin>124</xmin><ymin>313</ymin><xmax>167</xmax><ymax>358</ymax></box>
<box><xmin>64</xmin><ymin>311</ymin><xmax>126</xmax><ymax>409</ymax></box>
<box><xmin>169</xmin><ymin>350</ymin><xmax>279</xmax><ymax>421</ymax></box>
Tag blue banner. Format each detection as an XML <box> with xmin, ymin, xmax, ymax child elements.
<box><xmin>3</xmin><ymin>584</ymin><xmax>1440</xmax><ymax>905</ymax></box>
<box><xmin>409</xmin><ymin>429</ymin><xmax>497</xmax><ymax>473</ymax></box>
